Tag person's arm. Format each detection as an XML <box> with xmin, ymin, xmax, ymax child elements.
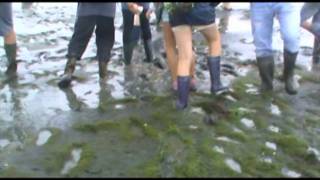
<box><xmin>127</xmin><ymin>3</ymin><xmax>143</xmax><ymax>14</ymax></box>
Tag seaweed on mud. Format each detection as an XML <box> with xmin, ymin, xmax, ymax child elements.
<box><xmin>42</xmin><ymin>142</ymin><xmax>94</xmax><ymax>177</ymax></box>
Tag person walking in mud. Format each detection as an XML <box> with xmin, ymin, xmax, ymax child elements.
<box><xmin>121</xmin><ymin>2</ymin><xmax>157</xmax><ymax>66</ymax></box>
<box><xmin>58</xmin><ymin>3</ymin><xmax>116</xmax><ymax>88</ymax></box>
<box><xmin>167</xmin><ymin>3</ymin><xmax>228</xmax><ymax>109</ymax></box>
<box><xmin>300</xmin><ymin>3</ymin><xmax>320</xmax><ymax>65</ymax></box>
<box><xmin>250</xmin><ymin>3</ymin><xmax>300</xmax><ymax>95</ymax></box>
<box><xmin>154</xmin><ymin>3</ymin><xmax>197</xmax><ymax>92</ymax></box>
<box><xmin>0</xmin><ymin>3</ymin><xmax>18</xmax><ymax>77</ymax></box>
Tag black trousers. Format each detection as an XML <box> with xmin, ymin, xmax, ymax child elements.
<box><xmin>122</xmin><ymin>9</ymin><xmax>152</xmax><ymax>44</ymax></box>
<box><xmin>67</xmin><ymin>15</ymin><xmax>115</xmax><ymax>62</ymax></box>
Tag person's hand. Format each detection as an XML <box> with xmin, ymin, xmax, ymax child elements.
<box><xmin>127</xmin><ymin>3</ymin><xmax>143</xmax><ymax>15</ymax></box>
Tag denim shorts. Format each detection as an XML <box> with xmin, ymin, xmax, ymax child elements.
<box><xmin>169</xmin><ymin>3</ymin><xmax>216</xmax><ymax>27</ymax></box>
<box><xmin>0</xmin><ymin>3</ymin><xmax>13</xmax><ymax>36</ymax></box>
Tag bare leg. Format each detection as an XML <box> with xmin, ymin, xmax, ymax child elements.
<box><xmin>172</xmin><ymin>25</ymin><xmax>193</xmax><ymax>76</ymax></box>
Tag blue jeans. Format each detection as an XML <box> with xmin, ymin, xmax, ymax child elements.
<box><xmin>0</xmin><ymin>3</ymin><xmax>13</xmax><ymax>37</ymax></box>
<box><xmin>300</xmin><ymin>3</ymin><xmax>320</xmax><ymax>37</ymax></box>
<box><xmin>250</xmin><ymin>3</ymin><xmax>300</xmax><ymax>58</ymax></box>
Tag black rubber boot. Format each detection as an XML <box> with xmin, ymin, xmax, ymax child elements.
<box><xmin>312</xmin><ymin>38</ymin><xmax>320</xmax><ymax>64</ymax></box>
<box><xmin>283</xmin><ymin>49</ymin><xmax>298</xmax><ymax>95</ymax></box>
<box><xmin>99</xmin><ymin>60</ymin><xmax>107</xmax><ymax>81</ymax></box>
<box><xmin>4</xmin><ymin>43</ymin><xmax>17</xmax><ymax>77</ymax></box>
<box><xmin>58</xmin><ymin>57</ymin><xmax>77</xmax><ymax>89</ymax></box>
<box><xmin>176</xmin><ymin>76</ymin><xmax>190</xmax><ymax>110</ymax></box>
<box><xmin>143</xmin><ymin>39</ymin><xmax>154</xmax><ymax>63</ymax></box>
<box><xmin>207</xmin><ymin>56</ymin><xmax>228</xmax><ymax>94</ymax></box>
<box><xmin>257</xmin><ymin>56</ymin><xmax>274</xmax><ymax>92</ymax></box>
<box><xmin>123</xmin><ymin>42</ymin><xmax>136</xmax><ymax>65</ymax></box>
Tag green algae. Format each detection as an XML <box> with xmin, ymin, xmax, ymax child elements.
<box><xmin>66</xmin><ymin>143</ymin><xmax>94</xmax><ymax>177</ymax></box>
<box><xmin>41</xmin><ymin>142</ymin><xmax>94</xmax><ymax>177</ymax></box>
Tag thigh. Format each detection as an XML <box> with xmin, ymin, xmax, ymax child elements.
<box><xmin>96</xmin><ymin>16</ymin><xmax>115</xmax><ymax>43</ymax></box>
<box><xmin>161</xmin><ymin>22</ymin><xmax>176</xmax><ymax>50</ymax></box>
<box><xmin>199</xmin><ymin>24</ymin><xmax>219</xmax><ymax>43</ymax></box>
<box><xmin>277</xmin><ymin>4</ymin><xmax>300</xmax><ymax>42</ymax></box>
<box><xmin>172</xmin><ymin>25</ymin><xmax>193</xmax><ymax>59</ymax></box>
<box><xmin>72</xmin><ymin>16</ymin><xmax>96</xmax><ymax>40</ymax></box>
<box><xmin>250</xmin><ymin>3</ymin><xmax>274</xmax><ymax>56</ymax></box>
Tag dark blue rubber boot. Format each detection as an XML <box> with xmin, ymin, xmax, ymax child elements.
<box><xmin>176</xmin><ymin>76</ymin><xmax>191</xmax><ymax>110</ymax></box>
<box><xmin>207</xmin><ymin>56</ymin><xmax>228</xmax><ymax>94</ymax></box>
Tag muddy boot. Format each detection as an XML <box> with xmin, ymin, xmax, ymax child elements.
<box><xmin>99</xmin><ymin>60</ymin><xmax>107</xmax><ymax>82</ymax></box>
<box><xmin>207</xmin><ymin>56</ymin><xmax>228</xmax><ymax>94</ymax></box>
<box><xmin>257</xmin><ymin>56</ymin><xmax>274</xmax><ymax>92</ymax></box>
<box><xmin>283</xmin><ymin>49</ymin><xmax>298</xmax><ymax>95</ymax></box>
<box><xmin>143</xmin><ymin>39</ymin><xmax>154</xmax><ymax>63</ymax></box>
<box><xmin>123</xmin><ymin>42</ymin><xmax>136</xmax><ymax>65</ymax></box>
<box><xmin>176</xmin><ymin>76</ymin><xmax>190</xmax><ymax>110</ymax></box>
<box><xmin>4</xmin><ymin>43</ymin><xmax>17</xmax><ymax>77</ymax></box>
<box><xmin>58</xmin><ymin>57</ymin><xmax>77</xmax><ymax>89</ymax></box>
<box><xmin>312</xmin><ymin>38</ymin><xmax>320</xmax><ymax>64</ymax></box>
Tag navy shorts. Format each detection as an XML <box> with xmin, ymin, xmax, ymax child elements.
<box><xmin>169</xmin><ymin>3</ymin><xmax>216</xmax><ymax>27</ymax></box>
<box><xmin>0</xmin><ymin>3</ymin><xmax>13</xmax><ymax>36</ymax></box>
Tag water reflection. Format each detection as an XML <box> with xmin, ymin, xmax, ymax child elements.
<box><xmin>97</xmin><ymin>81</ymin><xmax>112</xmax><ymax>112</ymax></box>
<box><xmin>0</xmin><ymin>76</ymin><xmax>26</xmax><ymax>148</ymax></box>
<box><xmin>60</xmin><ymin>87</ymin><xmax>87</xmax><ymax>112</ymax></box>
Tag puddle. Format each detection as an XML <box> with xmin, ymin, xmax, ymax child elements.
<box><xmin>36</xmin><ymin>130</ymin><xmax>52</xmax><ymax>146</ymax></box>
<box><xmin>268</xmin><ymin>125</ymin><xmax>280</xmax><ymax>133</ymax></box>
<box><xmin>240</xmin><ymin>118</ymin><xmax>255</xmax><ymax>129</ymax></box>
<box><xmin>114</xmin><ymin>104</ymin><xmax>125</xmax><ymax>110</ymax></box>
<box><xmin>238</xmin><ymin>107</ymin><xmax>256</xmax><ymax>113</ymax></box>
<box><xmin>225</xmin><ymin>95</ymin><xmax>237</xmax><ymax>102</ymax></box>
<box><xmin>0</xmin><ymin>139</ymin><xmax>10</xmax><ymax>149</ymax></box>
<box><xmin>260</xmin><ymin>156</ymin><xmax>273</xmax><ymax>164</ymax></box>
<box><xmin>188</xmin><ymin>125</ymin><xmax>198</xmax><ymax>130</ymax></box>
<box><xmin>265</xmin><ymin>141</ymin><xmax>277</xmax><ymax>151</ymax></box>
<box><xmin>307</xmin><ymin>147</ymin><xmax>320</xmax><ymax>161</ymax></box>
<box><xmin>190</xmin><ymin>107</ymin><xmax>205</xmax><ymax>115</ymax></box>
<box><xmin>60</xmin><ymin>148</ymin><xmax>82</xmax><ymax>175</ymax></box>
<box><xmin>216</xmin><ymin>136</ymin><xmax>239</xmax><ymax>144</ymax></box>
<box><xmin>281</xmin><ymin>167</ymin><xmax>301</xmax><ymax>178</ymax></box>
<box><xmin>213</xmin><ymin>145</ymin><xmax>225</xmax><ymax>154</ymax></box>
<box><xmin>225</xmin><ymin>158</ymin><xmax>242</xmax><ymax>173</ymax></box>
<box><xmin>270</xmin><ymin>103</ymin><xmax>281</xmax><ymax>116</ymax></box>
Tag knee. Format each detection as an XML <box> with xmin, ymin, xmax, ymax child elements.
<box><xmin>282</xmin><ymin>32</ymin><xmax>300</xmax><ymax>52</ymax></box>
